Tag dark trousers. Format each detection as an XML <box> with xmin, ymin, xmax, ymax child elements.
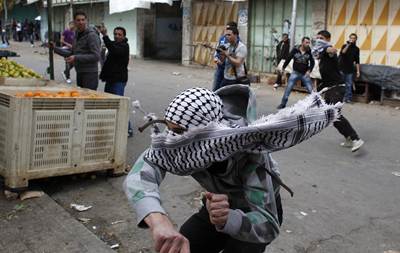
<box><xmin>275</xmin><ymin>72</ymin><xmax>283</xmax><ymax>85</ymax></box>
<box><xmin>28</xmin><ymin>33</ymin><xmax>34</xmax><ymax>45</ymax></box>
<box><xmin>17</xmin><ymin>31</ymin><xmax>22</xmax><ymax>42</ymax></box>
<box><xmin>64</xmin><ymin>62</ymin><xmax>73</xmax><ymax>79</ymax></box>
<box><xmin>1</xmin><ymin>32</ymin><xmax>9</xmax><ymax>45</ymax></box>
<box><xmin>213</xmin><ymin>66</ymin><xmax>225</xmax><ymax>91</ymax></box>
<box><xmin>324</xmin><ymin>86</ymin><xmax>359</xmax><ymax>140</ymax></box>
<box><xmin>104</xmin><ymin>81</ymin><xmax>132</xmax><ymax>132</ymax></box>
<box><xmin>76</xmin><ymin>72</ymin><xmax>98</xmax><ymax>90</ymax></box>
<box><xmin>180</xmin><ymin>206</ymin><xmax>267</xmax><ymax>253</ymax></box>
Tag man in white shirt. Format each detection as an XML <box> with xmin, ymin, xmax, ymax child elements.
<box><xmin>219</xmin><ymin>26</ymin><xmax>249</xmax><ymax>87</ymax></box>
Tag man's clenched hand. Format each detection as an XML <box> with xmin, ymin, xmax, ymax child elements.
<box><xmin>145</xmin><ymin>213</ymin><xmax>190</xmax><ymax>253</ymax></box>
<box><xmin>205</xmin><ymin>192</ymin><xmax>230</xmax><ymax>228</ymax></box>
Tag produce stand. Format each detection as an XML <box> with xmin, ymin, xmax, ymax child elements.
<box><xmin>0</xmin><ymin>85</ymin><xmax>130</xmax><ymax>190</ymax></box>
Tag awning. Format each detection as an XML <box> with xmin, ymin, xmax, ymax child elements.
<box><xmin>109</xmin><ymin>0</ymin><xmax>173</xmax><ymax>14</ymax></box>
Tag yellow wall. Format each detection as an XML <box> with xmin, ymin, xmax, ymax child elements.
<box><xmin>328</xmin><ymin>0</ymin><xmax>400</xmax><ymax>66</ymax></box>
<box><xmin>192</xmin><ymin>1</ymin><xmax>239</xmax><ymax>66</ymax></box>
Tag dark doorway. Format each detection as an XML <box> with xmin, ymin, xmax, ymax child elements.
<box><xmin>143</xmin><ymin>1</ymin><xmax>182</xmax><ymax>60</ymax></box>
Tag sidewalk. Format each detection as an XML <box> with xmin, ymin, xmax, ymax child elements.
<box><xmin>0</xmin><ymin>192</ymin><xmax>114</xmax><ymax>253</ymax></box>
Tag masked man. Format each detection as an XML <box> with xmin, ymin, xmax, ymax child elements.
<box><xmin>125</xmin><ymin>85</ymin><xmax>340</xmax><ymax>253</ymax></box>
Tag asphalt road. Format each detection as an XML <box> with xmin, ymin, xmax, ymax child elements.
<box><xmin>7</xmin><ymin>42</ymin><xmax>400</xmax><ymax>253</ymax></box>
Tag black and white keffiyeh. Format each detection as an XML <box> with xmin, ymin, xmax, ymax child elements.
<box><xmin>165</xmin><ymin>87</ymin><xmax>223</xmax><ymax>129</ymax></box>
<box><xmin>145</xmin><ymin>86</ymin><xmax>341</xmax><ymax>176</ymax></box>
<box><xmin>312</xmin><ymin>39</ymin><xmax>332</xmax><ymax>58</ymax></box>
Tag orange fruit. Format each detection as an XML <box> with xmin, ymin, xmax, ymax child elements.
<box><xmin>24</xmin><ymin>91</ymin><xmax>34</xmax><ymax>97</ymax></box>
<box><xmin>70</xmin><ymin>91</ymin><xmax>80</xmax><ymax>97</ymax></box>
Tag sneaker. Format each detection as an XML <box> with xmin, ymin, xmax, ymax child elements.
<box><xmin>351</xmin><ymin>139</ymin><xmax>364</xmax><ymax>152</ymax></box>
<box><xmin>340</xmin><ymin>137</ymin><xmax>353</xmax><ymax>148</ymax></box>
<box><xmin>277</xmin><ymin>104</ymin><xmax>286</xmax><ymax>109</ymax></box>
<box><xmin>273</xmin><ymin>83</ymin><xmax>280</xmax><ymax>88</ymax></box>
<box><xmin>66</xmin><ymin>79</ymin><xmax>72</xmax><ymax>84</ymax></box>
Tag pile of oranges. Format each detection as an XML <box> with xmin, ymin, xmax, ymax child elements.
<box><xmin>16</xmin><ymin>90</ymin><xmax>103</xmax><ymax>98</ymax></box>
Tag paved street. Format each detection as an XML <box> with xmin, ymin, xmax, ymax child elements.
<box><xmin>1</xmin><ymin>42</ymin><xmax>400</xmax><ymax>253</ymax></box>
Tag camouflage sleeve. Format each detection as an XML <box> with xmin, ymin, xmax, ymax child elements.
<box><xmin>216</xmin><ymin>158</ymin><xmax>280</xmax><ymax>243</ymax></box>
<box><xmin>123</xmin><ymin>151</ymin><xmax>167</xmax><ymax>228</ymax></box>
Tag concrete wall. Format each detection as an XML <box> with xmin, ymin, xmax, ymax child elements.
<box><xmin>311</xmin><ymin>0</ymin><xmax>327</xmax><ymax>35</ymax></box>
<box><xmin>237</xmin><ymin>1</ymin><xmax>249</xmax><ymax>46</ymax></box>
<box><xmin>103</xmin><ymin>6</ymin><xmax>138</xmax><ymax>56</ymax></box>
<box><xmin>181</xmin><ymin>0</ymin><xmax>192</xmax><ymax>65</ymax></box>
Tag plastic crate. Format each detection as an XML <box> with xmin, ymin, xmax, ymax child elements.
<box><xmin>0</xmin><ymin>86</ymin><xmax>129</xmax><ymax>189</ymax></box>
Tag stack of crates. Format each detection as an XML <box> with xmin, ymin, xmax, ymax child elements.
<box><xmin>0</xmin><ymin>86</ymin><xmax>129</xmax><ymax>189</ymax></box>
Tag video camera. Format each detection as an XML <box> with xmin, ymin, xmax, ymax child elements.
<box><xmin>215</xmin><ymin>45</ymin><xmax>227</xmax><ymax>53</ymax></box>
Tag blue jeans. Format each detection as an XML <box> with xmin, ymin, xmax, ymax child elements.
<box><xmin>343</xmin><ymin>72</ymin><xmax>354</xmax><ymax>101</ymax></box>
<box><xmin>212</xmin><ymin>65</ymin><xmax>224</xmax><ymax>91</ymax></box>
<box><xmin>104</xmin><ymin>81</ymin><xmax>133</xmax><ymax>133</ymax></box>
<box><xmin>280</xmin><ymin>71</ymin><xmax>313</xmax><ymax>106</ymax></box>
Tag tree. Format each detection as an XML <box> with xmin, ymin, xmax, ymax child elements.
<box><xmin>0</xmin><ymin>0</ymin><xmax>15</xmax><ymax>13</ymax></box>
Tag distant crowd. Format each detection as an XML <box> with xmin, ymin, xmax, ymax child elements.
<box><xmin>0</xmin><ymin>18</ymin><xmax>41</xmax><ymax>46</ymax></box>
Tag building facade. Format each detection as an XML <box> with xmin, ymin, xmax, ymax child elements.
<box><xmin>327</xmin><ymin>0</ymin><xmax>400</xmax><ymax>67</ymax></box>
<box><xmin>35</xmin><ymin>0</ymin><xmax>400</xmax><ymax>73</ymax></box>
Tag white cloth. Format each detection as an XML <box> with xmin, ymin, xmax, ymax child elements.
<box><xmin>276</xmin><ymin>59</ymin><xmax>321</xmax><ymax>79</ymax></box>
<box><xmin>109</xmin><ymin>0</ymin><xmax>173</xmax><ymax>14</ymax></box>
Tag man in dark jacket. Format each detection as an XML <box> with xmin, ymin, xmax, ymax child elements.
<box><xmin>339</xmin><ymin>33</ymin><xmax>360</xmax><ymax>103</ymax></box>
<box><xmin>66</xmin><ymin>10</ymin><xmax>101</xmax><ymax>90</ymax></box>
<box><xmin>273</xmin><ymin>33</ymin><xmax>290</xmax><ymax>88</ymax></box>
<box><xmin>314</xmin><ymin>30</ymin><xmax>364</xmax><ymax>152</ymax></box>
<box><xmin>277</xmin><ymin>37</ymin><xmax>314</xmax><ymax>109</ymax></box>
<box><xmin>99</xmin><ymin>26</ymin><xmax>133</xmax><ymax>136</ymax></box>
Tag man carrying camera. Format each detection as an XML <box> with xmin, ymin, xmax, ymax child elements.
<box><xmin>339</xmin><ymin>33</ymin><xmax>360</xmax><ymax>103</ymax></box>
<box><xmin>213</xmin><ymin>21</ymin><xmax>239</xmax><ymax>91</ymax></box>
<box><xmin>219</xmin><ymin>26</ymin><xmax>249</xmax><ymax>88</ymax></box>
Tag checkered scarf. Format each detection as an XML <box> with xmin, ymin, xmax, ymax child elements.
<box><xmin>145</xmin><ymin>88</ymin><xmax>341</xmax><ymax>176</ymax></box>
<box><xmin>165</xmin><ymin>88</ymin><xmax>223</xmax><ymax>130</ymax></box>
<box><xmin>312</xmin><ymin>39</ymin><xmax>332</xmax><ymax>58</ymax></box>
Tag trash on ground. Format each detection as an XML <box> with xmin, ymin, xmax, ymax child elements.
<box><xmin>110</xmin><ymin>244</ymin><xmax>120</xmax><ymax>249</ymax></box>
<box><xmin>391</xmin><ymin>171</ymin><xmax>400</xmax><ymax>177</ymax></box>
<box><xmin>20</xmin><ymin>190</ymin><xmax>44</xmax><ymax>201</ymax></box>
<box><xmin>300</xmin><ymin>211</ymin><xmax>308</xmax><ymax>216</ymax></box>
<box><xmin>172</xmin><ymin>72</ymin><xmax>181</xmax><ymax>76</ymax></box>
<box><xmin>78</xmin><ymin>217</ymin><xmax>91</xmax><ymax>223</ymax></box>
<box><xmin>4</xmin><ymin>190</ymin><xmax>19</xmax><ymax>200</ymax></box>
<box><xmin>285</xmin><ymin>230</ymin><xmax>292</xmax><ymax>233</ymax></box>
<box><xmin>111</xmin><ymin>220</ymin><xmax>125</xmax><ymax>225</ymax></box>
<box><xmin>14</xmin><ymin>203</ymin><xmax>25</xmax><ymax>211</ymax></box>
<box><xmin>70</xmin><ymin>203</ymin><xmax>92</xmax><ymax>212</ymax></box>
<box><xmin>92</xmin><ymin>226</ymin><xmax>97</xmax><ymax>230</ymax></box>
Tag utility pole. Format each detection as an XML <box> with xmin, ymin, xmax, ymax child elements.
<box><xmin>3</xmin><ymin>0</ymin><xmax>8</xmax><ymax>23</ymax></box>
<box><xmin>289</xmin><ymin>0</ymin><xmax>297</xmax><ymax>50</ymax></box>
<box><xmin>69</xmin><ymin>0</ymin><xmax>73</xmax><ymax>21</ymax></box>
<box><xmin>47</xmin><ymin>0</ymin><xmax>54</xmax><ymax>80</ymax></box>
